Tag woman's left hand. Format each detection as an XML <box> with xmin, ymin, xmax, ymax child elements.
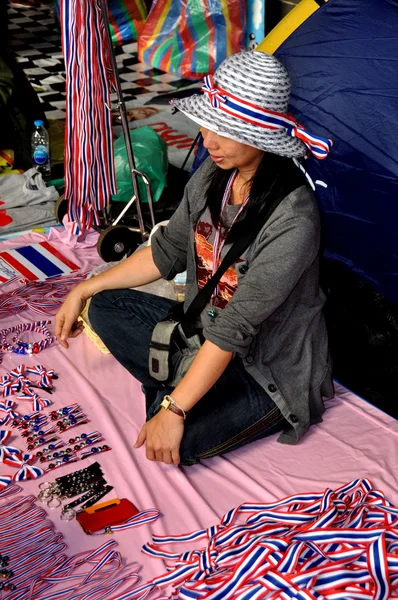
<box><xmin>134</xmin><ymin>409</ymin><xmax>185</xmax><ymax>465</ymax></box>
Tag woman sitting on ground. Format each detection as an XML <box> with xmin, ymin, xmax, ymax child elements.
<box><xmin>55</xmin><ymin>51</ymin><xmax>334</xmax><ymax>466</ymax></box>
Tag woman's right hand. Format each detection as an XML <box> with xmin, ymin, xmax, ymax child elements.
<box><xmin>55</xmin><ymin>283</ymin><xmax>90</xmax><ymax>349</ymax></box>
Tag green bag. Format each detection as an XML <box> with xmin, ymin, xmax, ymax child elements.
<box><xmin>112</xmin><ymin>126</ymin><xmax>168</xmax><ymax>204</ymax></box>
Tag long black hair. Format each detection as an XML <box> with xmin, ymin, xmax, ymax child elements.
<box><xmin>205</xmin><ymin>152</ymin><xmax>307</xmax><ymax>243</ymax></box>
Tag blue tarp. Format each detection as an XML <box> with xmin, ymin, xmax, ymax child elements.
<box><xmin>275</xmin><ymin>0</ymin><xmax>398</xmax><ymax>304</ymax></box>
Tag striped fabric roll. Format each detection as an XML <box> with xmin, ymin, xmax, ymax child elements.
<box><xmin>61</xmin><ymin>0</ymin><xmax>117</xmax><ymax>234</ymax></box>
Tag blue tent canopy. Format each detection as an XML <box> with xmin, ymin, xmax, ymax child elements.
<box><xmin>275</xmin><ymin>0</ymin><xmax>398</xmax><ymax>304</ymax></box>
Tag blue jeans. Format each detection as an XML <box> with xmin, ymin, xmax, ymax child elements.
<box><xmin>89</xmin><ymin>289</ymin><xmax>285</xmax><ymax>465</ymax></box>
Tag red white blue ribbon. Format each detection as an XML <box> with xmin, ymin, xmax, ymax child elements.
<box><xmin>114</xmin><ymin>479</ymin><xmax>398</xmax><ymax>600</ymax></box>
<box><xmin>16</xmin><ymin>391</ymin><xmax>52</xmax><ymax>412</ymax></box>
<box><xmin>0</xmin><ymin>399</ymin><xmax>20</xmax><ymax>425</ymax></box>
<box><xmin>10</xmin><ymin>364</ymin><xmax>32</xmax><ymax>395</ymax></box>
<box><xmin>0</xmin><ymin>491</ymin><xmax>142</xmax><ymax>600</ymax></box>
<box><xmin>1</xmin><ymin>374</ymin><xmax>15</xmax><ymax>397</ymax></box>
<box><xmin>0</xmin><ymin>474</ymin><xmax>12</xmax><ymax>490</ymax></box>
<box><xmin>61</xmin><ymin>0</ymin><xmax>116</xmax><ymax>234</ymax></box>
<box><xmin>26</xmin><ymin>364</ymin><xmax>57</xmax><ymax>392</ymax></box>
<box><xmin>11</xmin><ymin>453</ymin><xmax>45</xmax><ymax>480</ymax></box>
<box><xmin>0</xmin><ymin>272</ymin><xmax>88</xmax><ymax>318</ymax></box>
<box><xmin>202</xmin><ymin>74</ymin><xmax>333</xmax><ymax>160</ymax></box>
<box><xmin>0</xmin><ymin>429</ymin><xmax>22</xmax><ymax>462</ymax></box>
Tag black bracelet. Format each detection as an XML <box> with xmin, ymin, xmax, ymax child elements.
<box><xmin>61</xmin><ymin>485</ymin><xmax>113</xmax><ymax>520</ymax></box>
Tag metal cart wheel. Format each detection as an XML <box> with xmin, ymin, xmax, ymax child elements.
<box><xmin>55</xmin><ymin>195</ymin><xmax>68</xmax><ymax>224</ymax></box>
<box><xmin>96</xmin><ymin>225</ymin><xmax>141</xmax><ymax>262</ymax></box>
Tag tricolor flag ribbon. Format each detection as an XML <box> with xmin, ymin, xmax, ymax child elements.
<box><xmin>0</xmin><ymin>474</ymin><xmax>13</xmax><ymax>491</ymax></box>
<box><xmin>26</xmin><ymin>365</ymin><xmax>57</xmax><ymax>392</ymax></box>
<box><xmin>0</xmin><ymin>400</ymin><xmax>20</xmax><ymax>426</ymax></box>
<box><xmin>202</xmin><ymin>75</ymin><xmax>227</xmax><ymax>108</ymax></box>
<box><xmin>125</xmin><ymin>479</ymin><xmax>398</xmax><ymax>600</ymax></box>
<box><xmin>9</xmin><ymin>364</ymin><xmax>32</xmax><ymax>395</ymax></box>
<box><xmin>200</xmin><ymin>77</ymin><xmax>333</xmax><ymax>160</ymax></box>
<box><xmin>0</xmin><ymin>429</ymin><xmax>22</xmax><ymax>462</ymax></box>
<box><xmin>0</xmin><ymin>374</ymin><xmax>15</xmax><ymax>397</ymax></box>
<box><xmin>16</xmin><ymin>392</ymin><xmax>52</xmax><ymax>412</ymax></box>
<box><xmin>61</xmin><ymin>0</ymin><xmax>116</xmax><ymax>234</ymax></box>
<box><xmin>12</xmin><ymin>453</ymin><xmax>44</xmax><ymax>481</ymax></box>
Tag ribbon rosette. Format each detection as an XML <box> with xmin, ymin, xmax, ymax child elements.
<box><xmin>10</xmin><ymin>364</ymin><xmax>32</xmax><ymax>395</ymax></box>
<box><xmin>0</xmin><ymin>430</ymin><xmax>22</xmax><ymax>462</ymax></box>
<box><xmin>0</xmin><ymin>475</ymin><xmax>12</xmax><ymax>490</ymax></box>
<box><xmin>0</xmin><ymin>374</ymin><xmax>14</xmax><ymax>398</ymax></box>
<box><xmin>11</xmin><ymin>453</ymin><xmax>44</xmax><ymax>481</ymax></box>
<box><xmin>26</xmin><ymin>365</ymin><xmax>57</xmax><ymax>393</ymax></box>
<box><xmin>0</xmin><ymin>400</ymin><xmax>20</xmax><ymax>426</ymax></box>
<box><xmin>16</xmin><ymin>392</ymin><xmax>52</xmax><ymax>412</ymax></box>
<box><xmin>202</xmin><ymin>75</ymin><xmax>227</xmax><ymax>109</ymax></box>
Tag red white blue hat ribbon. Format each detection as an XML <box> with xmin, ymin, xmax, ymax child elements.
<box><xmin>202</xmin><ymin>74</ymin><xmax>333</xmax><ymax>160</ymax></box>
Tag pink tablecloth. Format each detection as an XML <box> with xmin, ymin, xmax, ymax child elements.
<box><xmin>1</xmin><ymin>227</ymin><xmax>398</xmax><ymax>590</ymax></box>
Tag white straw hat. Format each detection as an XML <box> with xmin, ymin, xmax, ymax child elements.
<box><xmin>171</xmin><ymin>51</ymin><xmax>332</xmax><ymax>160</ymax></box>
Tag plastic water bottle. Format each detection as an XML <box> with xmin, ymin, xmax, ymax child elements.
<box><xmin>31</xmin><ymin>120</ymin><xmax>51</xmax><ymax>181</ymax></box>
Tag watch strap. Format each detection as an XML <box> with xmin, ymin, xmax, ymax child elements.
<box><xmin>161</xmin><ymin>395</ymin><xmax>188</xmax><ymax>419</ymax></box>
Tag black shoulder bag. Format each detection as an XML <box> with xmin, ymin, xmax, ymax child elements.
<box><xmin>148</xmin><ymin>188</ymin><xmax>288</xmax><ymax>387</ymax></box>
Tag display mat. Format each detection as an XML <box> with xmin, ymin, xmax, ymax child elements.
<box><xmin>0</xmin><ymin>228</ymin><xmax>397</xmax><ymax>591</ymax></box>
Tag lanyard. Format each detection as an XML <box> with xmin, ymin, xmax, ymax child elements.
<box><xmin>208</xmin><ymin>171</ymin><xmax>250</xmax><ymax>321</ymax></box>
<box><xmin>116</xmin><ymin>479</ymin><xmax>398</xmax><ymax>600</ymax></box>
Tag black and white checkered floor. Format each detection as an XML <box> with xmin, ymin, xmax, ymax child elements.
<box><xmin>7</xmin><ymin>3</ymin><xmax>197</xmax><ymax>121</ymax></box>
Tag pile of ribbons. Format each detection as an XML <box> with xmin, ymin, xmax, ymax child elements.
<box><xmin>0</xmin><ymin>273</ymin><xmax>87</xmax><ymax>318</ymax></box>
<box><xmin>125</xmin><ymin>478</ymin><xmax>398</xmax><ymax>599</ymax></box>
<box><xmin>60</xmin><ymin>0</ymin><xmax>117</xmax><ymax>234</ymax></box>
<box><xmin>0</xmin><ymin>483</ymin><xmax>147</xmax><ymax>599</ymax></box>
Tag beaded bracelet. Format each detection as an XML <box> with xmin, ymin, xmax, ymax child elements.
<box><xmin>0</xmin><ymin>321</ymin><xmax>55</xmax><ymax>363</ymax></box>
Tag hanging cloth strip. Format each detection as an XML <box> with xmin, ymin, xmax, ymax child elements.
<box><xmin>111</xmin><ymin>478</ymin><xmax>398</xmax><ymax>600</ymax></box>
<box><xmin>61</xmin><ymin>0</ymin><xmax>117</xmax><ymax>234</ymax></box>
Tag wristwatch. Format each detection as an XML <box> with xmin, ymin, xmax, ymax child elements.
<box><xmin>160</xmin><ymin>395</ymin><xmax>188</xmax><ymax>420</ymax></box>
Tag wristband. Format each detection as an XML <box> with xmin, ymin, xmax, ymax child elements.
<box><xmin>160</xmin><ymin>395</ymin><xmax>188</xmax><ymax>420</ymax></box>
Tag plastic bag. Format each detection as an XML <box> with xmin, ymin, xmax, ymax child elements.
<box><xmin>138</xmin><ymin>0</ymin><xmax>246</xmax><ymax>80</ymax></box>
<box><xmin>112</xmin><ymin>126</ymin><xmax>168</xmax><ymax>204</ymax></box>
<box><xmin>108</xmin><ymin>0</ymin><xmax>147</xmax><ymax>45</ymax></box>
<box><xmin>56</xmin><ymin>0</ymin><xmax>146</xmax><ymax>44</ymax></box>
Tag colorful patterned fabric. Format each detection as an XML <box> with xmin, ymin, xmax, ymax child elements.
<box><xmin>56</xmin><ymin>0</ymin><xmax>146</xmax><ymax>45</ymax></box>
<box><xmin>108</xmin><ymin>0</ymin><xmax>147</xmax><ymax>45</ymax></box>
<box><xmin>138</xmin><ymin>0</ymin><xmax>246</xmax><ymax>80</ymax></box>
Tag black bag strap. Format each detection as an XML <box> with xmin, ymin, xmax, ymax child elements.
<box><xmin>173</xmin><ymin>185</ymin><xmax>293</xmax><ymax>337</ymax></box>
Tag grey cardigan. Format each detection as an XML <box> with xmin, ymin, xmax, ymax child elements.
<box><xmin>151</xmin><ymin>158</ymin><xmax>334</xmax><ymax>444</ymax></box>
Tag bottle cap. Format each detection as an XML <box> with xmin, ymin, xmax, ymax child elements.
<box><xmin>34</xmin><ymin>120</ymin><xmax>44</xmax><ymax>127</ymax></box>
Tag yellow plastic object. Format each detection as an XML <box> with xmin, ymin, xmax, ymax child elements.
<box><xmin>85</xmin><ymin>498</ymin><xmax>121</xmax><ymax>513</ymax></box>
<box><xmin>257</xmin><ymin>0</ymin><xmax>325</xmax><ymax>54</ymax></box>
<box><xmin>0</xmin><ymin>149</ymin><xmax>23</xmax><ymax>177</ymax></box>
<box><xmin>78</xmin><ymin>299</ymin><xmax>111</xmax><ymax>354</ymax></box>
